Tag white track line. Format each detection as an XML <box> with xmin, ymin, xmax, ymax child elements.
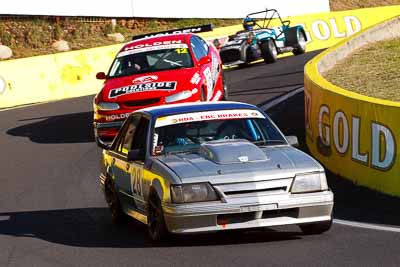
<box><xmin>333</xmin><ymin>219</ymin><xmax>400</xmax><ymax>233</ymax></box>
<box><xmin>261</xmin><ymin>86</ymin><xmax>304</xmax><ymax>111</ymax></box>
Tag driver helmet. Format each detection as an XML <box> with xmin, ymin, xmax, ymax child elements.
<box><xmin>242</xmin><ymin>17</ymin><xmax>255</xmax><ymax>31</ymax></box>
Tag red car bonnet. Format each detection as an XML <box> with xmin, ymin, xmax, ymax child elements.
<box><xmin>101</xmin><ymin>67</ymin><xmax>199</xmax><ymax>102</ymax></box>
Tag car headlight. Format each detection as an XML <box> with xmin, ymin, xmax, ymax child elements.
<box><xmin>171</xmin><ymin>183</ymin><xmax>219</xmax><ymax>203</ymax></box>
<box><xmin>95</xmin><ymin>102</ymin><xmax>120</xmax><ymax>111</ymax></box>
<box><xmin>291</xmin><ymin>172</ymin><xmax>328</xmax><ymax>194</ymax></box>
<box><xmin>165</xmin><ymin>89</ymin><xmax>197</xmax><ymax>103</ymax></box>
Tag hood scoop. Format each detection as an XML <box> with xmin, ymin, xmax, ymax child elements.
<box><xmin>199</xmin><ymin>139</ymin><xmax>268</xmax><ymax>164</ymax></box>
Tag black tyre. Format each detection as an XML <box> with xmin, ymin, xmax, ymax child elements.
<box><xmin>260</xmin><ymin>39</ymin><xmax>278</xmax><ymax>64</ymax></box>
<box><xmin>300</xmin><ymin>219</ymin><xmax>332</xmax><ymax>235</ymax></box>
<box><xmin>293</xmin><ymin>30</ymin><xmax>306</xmax><ymax>55</ymax></box>
<box><xmin>237</xmin><ymin>63</ymin><xmax>248</xmax><ymax>69</ymax></box>
<box><xmin>147</xmin><ymin>193</ymin><xmax>169</xmax><ymax>242</ymax></box>
<box><xmin>105</xmin><ymin>179</ymin><xmax>128</xmax><ymax>224</ymax></box>
<box><xmin>221</xmin><ymin>72</ymin><xmax>228</xmax><ymax>100</ymax></box>
<box><xmin>285</xmin><ymin>28</ymin><xmax>306</xmax><ymax>55</ymax></box>
<box><xmin>200</xmin><ymin>86</ymin><xmax>207</xmax><ymax>101</ymax></box>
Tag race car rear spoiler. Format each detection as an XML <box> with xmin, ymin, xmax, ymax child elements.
<box><xmin>132</xmin><ymin>24</ymin><xmax>214</xmax><ymax>40</ymax></box>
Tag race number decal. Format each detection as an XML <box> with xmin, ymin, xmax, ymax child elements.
<box><xmin>203</xmin><ymin>67</ymin><xmax>212</xmax><ymax>100</ymax></box>
<box><xmin>211</xmin><ymin>52</ymin><xmax>220</xmax><ymax>89</ymax></box>
<box><xmin>175</xmin><ymin>48</ymin><xmax>188</xmax><ymax>54</ymax></box>
<box><xmin>130</xmin><ymin>166</ymin><xmax>143</xmax><ymax>197</ymax></box>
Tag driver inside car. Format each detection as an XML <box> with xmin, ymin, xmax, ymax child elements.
<box><xmin>216</xmin><ymin>120</ymin><xmax>256</xmax><ymax>141</ymax></box>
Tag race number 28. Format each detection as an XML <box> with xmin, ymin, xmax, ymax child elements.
<box><xmin>131</xmin><ymin>167</ymin><xmax>143</xmax><ymax>197</ymax></box>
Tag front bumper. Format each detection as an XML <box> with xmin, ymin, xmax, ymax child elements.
<box><xmin>163</xmin><ymin>190</ymin><xmax>333</xmax><ymax>234</ymax></box>
<box><xmin>220</xmin><ymin>47</ymin><xmax>245</xmax><ymax>66</ymax></box>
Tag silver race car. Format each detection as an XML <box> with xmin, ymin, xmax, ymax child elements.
<box><xmin>98</xmin><ymin>101</ymin><xmax>333</xmax><ymax>241</ymax></box>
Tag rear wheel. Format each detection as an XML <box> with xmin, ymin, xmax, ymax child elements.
<box><xmin>293</xmin><ymin>30</ymin><xmax>306</xmax><ymax>55</ymax></box>
<box><xmin>147</xmin><ymin>193</ymin><xmax>169</xmax><ymax>242</ymax></box>
<box><xmin>299</xmin><ymin>219</ymin><xmax>332</xmax><ymax>235</ymax></box>
<box><xmin>200</xmin><ymin>86</ymin><xmax>207</xmax><ymax>101</ymax></box>
<box><xmin>221</xmin><ymin>72</ymin><xmax>228</xmax><ymax>100</ymax></box>
<box><xmin>105</xmin><ymin>179</ymin><xmax>128</xmax><ymax>224</ymax></box>
<box><xmin>260</xmin><ymin>39</ymin><xmax>278</xmax><ymax>64</ymax></box>
<box><xmin>237</xmin><ymin>63</ymin><xmax>248</xmax><ymax>69</ymax></box>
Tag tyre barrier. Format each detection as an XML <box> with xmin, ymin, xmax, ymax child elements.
<box><xmin>304</xmin><ymin>16</ymin><xmax>400</xmax><ymax>196</ymax></box>
<box><xmin>0</xmin><ymin>6</ymin><xmax>399</xmax><ymax>109</ymax></box>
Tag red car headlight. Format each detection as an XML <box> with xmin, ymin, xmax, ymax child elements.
<box><xmin>95</xmin><ymin>102</ymin><xmax>120</xmax><ymax>111</ymax></box>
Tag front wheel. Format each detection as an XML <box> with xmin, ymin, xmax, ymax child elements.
<box><xmin>299</xmin><ymin>219</ymin><xmax>332</xmax><ymax>235</ymax></box>
<box><xmin>260</xmin><ymin>39</ymin><xmax>278</xmax><ymax>64</ymax></box>
<box><xmin>147</xmin><ymin>194</ymin><xmax>169</xmax><ymax>242</ymax></box>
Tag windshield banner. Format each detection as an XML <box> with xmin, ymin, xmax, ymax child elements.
<box><xmin>155</xmin><ymin>109</ymin><xmax>265</xmax><ymax>127</ymax></box>
<box><xmin>118</xmin><ymin>43</ymin><xmax>188</xmax><ymax>57</ymax></box>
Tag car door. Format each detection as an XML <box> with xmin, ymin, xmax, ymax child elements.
<box><xmin>191</xmin><ymin>35</ymin><xmax>220</xmax><ymax>100</ymax></box>
<box><xmin>110</xmin><ymin>115</ymin><xmax>141</xmax><ymax>211</ymax></box>
<box><xmin>190</xmin><ymin>35</ymin><xmax>212</xmax><ymax>100</ymax></box>
<box><xmin>126</xmin><ymin>116</ymin><xmax>150</xmax><ymax>213</ymax></box>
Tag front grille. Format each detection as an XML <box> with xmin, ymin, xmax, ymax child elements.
<box><xmin>122</xmin><ymin>98</ymin><xmax>160</xmax><ymax>107</ymax></box>
<box><xmin>220</xmin><ymin>49</ymin><xmax>241</xmax><ymax>64</ymax></box>
<box><xmin>217</xmin><ymin>212</ymin><xmax>254</xmax><ymax>225</ymax></box>
<box><xmin>217</xmin><ymin>208</ymin><xmax>299</xmax><ymax>225</ymax></box>
<box><xmin>214</xmin><ymin>178</ymin><xmax>292</xmax><ymax>198</ymax></box>
<box><xmin>262</xmin><ymin>208</ymin><xmax>299</xmax><ymax>219</ymax></box>
<box><xmin>224</xmin><ymin>187</ymin><xmax>287</xmax><ymax>196</ymax></box>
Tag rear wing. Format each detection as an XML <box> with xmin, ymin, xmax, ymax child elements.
<box><xmin>132</xmin><ymin>24</ymin><xmax>214</xmax><ymax>41</ymax></box>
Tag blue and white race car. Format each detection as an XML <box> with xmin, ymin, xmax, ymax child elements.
<box><xmin>98</xmin><ymin>101</ymin><xmax>333</xmax><ymax>242</ymax></box>
<box><xmin>218</xmin><ymin>9</ymin><xmax>307</xmax><ymax>67</ymax></box>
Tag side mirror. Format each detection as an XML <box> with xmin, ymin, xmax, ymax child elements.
<box><xmin>96</xmin><ymin>72</ymin><xmax>107</xmax><ymax>80</ymax></box>
<box><xmin>198</xmin><ymin>56</ymin><xmax>211</xmax><ymax>66</ymax></box>
<box><xmin>286</xmin><ymin>136</ymin><xmax>299</xmax><ymax>147</ymax></box>
<box><xmin>213</xmin><ymin>39</ymin><xmax>221</xmax><ymax>49</ymax></box>
<box><xmin>96</xmin><ymin>137</ymin><xmax>111</xmax><ymax>150</ymax></box>
<box><xmin>127</xmin><ymin>149</ymin><xmax>145</xmax><ymax>162</ymax></box>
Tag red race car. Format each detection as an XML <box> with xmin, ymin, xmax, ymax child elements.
<box><xmin>93</xmin><ymin>24</ymin><xmax>227</xmax><ymax>145</ymax></box>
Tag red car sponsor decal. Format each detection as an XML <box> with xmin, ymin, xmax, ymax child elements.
<box><xmin>132</xmin><ymin>75</ymin><xmax>158</xmax><ymax>84</ymax></box>
<box><xmin>109</xmin><ymin>82</ymin><xmax>177</xmax><ymax>98</ymax></box>
<box><xmin>124</xmin><ymin>40</ymin><xmax>182</xmax><ymax>51</ymax></box>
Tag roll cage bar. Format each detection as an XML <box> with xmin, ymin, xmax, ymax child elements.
<box><xmin>245</xmin><ymin>9</ymin><xmax>291</xmax><ymax>38</ymax></box>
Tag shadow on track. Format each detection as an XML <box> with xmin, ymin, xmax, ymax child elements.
<box><xmin>266</xmin><ymin>91</ymin><xmax>400</xmax><ymax>228</ymax></box>
<box><xmin>0</xmin><ymin>208</ymin><xmax>302</xmax><ymax>248</ymax></box>
<box><xmin>6</xmin><ymin>111</ymin><xmax>94</xmax><ymax>144</ymax></box>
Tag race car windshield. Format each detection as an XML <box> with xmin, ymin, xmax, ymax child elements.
<box><xmin>108</xmin><ymin>47</ymin><xmax>194</xmax><ymax>78</ymax></box>
<box><xmin>153</xmin><ymin>117</ymin><xmax>286</xmax><ymax>155</ymax></box>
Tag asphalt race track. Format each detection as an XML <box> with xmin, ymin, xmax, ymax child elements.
<box><xmin>1</xmin><ymin>51</ymin><xmax>400</xmax><ymax>267</ymax></box>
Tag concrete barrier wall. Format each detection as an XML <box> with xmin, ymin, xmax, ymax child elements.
<box><xmin>0</xmin><ymin>45</ymin><xmax>121</xmax><ymax>108</ymax></box>
<box><xmin>304</xmin><ymin>15</ymin><xmax>400</xmax><ymax>196</ymax></box>
<box><xmin>0</xmin><ymin>6</ymin><xmax>399</xmax><ymax>109</ymax></box>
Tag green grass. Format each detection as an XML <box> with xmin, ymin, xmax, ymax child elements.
<box><xmin>323</xmin><ymin>38</ymin><xmax>400</xmax><ymax>101</ymax></box>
